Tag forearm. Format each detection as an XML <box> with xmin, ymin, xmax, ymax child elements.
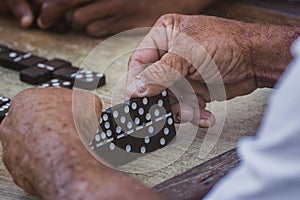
<box><xmin>246</xmin><ymin>23</ymin><xmax>300</xmax><ymax>88</ymax></box>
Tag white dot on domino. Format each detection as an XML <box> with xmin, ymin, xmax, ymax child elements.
<box><xmin>158</xmin><ymin>99</ymin><xmax>163</xmax><ymax>107</ymax></box>
<box><xmin>140</xmin><ymin>146</ymin><xmax>146</xmax><ymax>154</ymax></box>
<box><xmin>120</xmin><ymin>116</ymin><xmax>126</xmax><ymax>124</ymax></box>
<box><xmin>113</xmin><ymin>110</ymin><xmax>119</xmax><ymax>118</ymax></box>
<box><xmin>9</xmin><ymin>52</ymin><xmax>17</xmax><ymax>58</ymax></box>
<box><xmin>144</xmin><ymin>137</ymin><xmax>150</xmax><ymax>144</ymax></box>
<box><xmin>134</xmin><ymin>117</ymin><xmax>140</xmax><ymax>125</ymax></box>
<box><xmin>51</xmin><ymin>79</ymin><xmax>59</xmax><ymax>83</ymax></box>
<box><xmin>167</xmin><ymin>118</ymin><xmax>173</xmax><ymax>125</ymax></box>
<box><xmin>138</xmin><ymin>108</ymin><xmax>144</xmax><ymax>115</ymax></box>
<box><xmin>106</xmin><ymin>130</ymin><xmax>112</xmax><ymax>137</ymax></box>
<box><xmin>127</xmin><ymin>121</ymin><xmax>133</xmax><ymax>129</ymax></box>
<box><xmin>131</xmin><ymin>102</ymin><xmax>137</xmax><ymax>110</ymax></box>
<box><xmin>146</xmin><ymin>113</ymin><xmax>151</xmax><ymax>121</ymax></box>
<box><xmin>109</xmin><ymin>143</ymin><xmax>115</xmax><ymax>151</ymax></box>
<box><xmin>124</xmin><ymin>105</ymin><xmax>130</xmax><ymax>113</ymax></box>
<box><xmin>126</xmin><ymin>145</ymin><xmax>131</xmax><ymax>152</ymax></box>
<box><xmin>102</xmin><ymin>114</ymin><xmax>108</xmax><ymax>121</ymax></box>
<box><xmin>63</xmin><ymin>82</ymin><xmax>71</xmax><ymax>86</ymax></box>
<box><xmin>95</xmin><ymin>134</ymin><xmax>101</xmax><ymax>142</ymax></box>
<box><xmin>101</xmin><ymin>132</ymin><xmax>106</xmax><ymax>139</ymax></box>
<box><xmin>75</xmin><ymin>74</ymin><xmax>83</xmax><ymax>79</ymax></box>
<box><xmin>164</xmin><ymin>127</ymin><xmax>169</xmax><ymax>135</ymax></box>
<box><xmin>154</xmin><ymin>109</ymin><xmax>160</xmax><ymax>117</ymax></box>
<box><xmin>148</xmin><ymin>126</ymin><xmax>154</xmax><ymax>134</ymax></box>
<box><xmin>160</xmin><ymin>138</ymin><xmax>166</xmax><ymax>146</ymax></box>
<box><xmin>116</xmin><ymin>126</ymin><xmax>122</xmax><ymax>134</ymax></box>
<box><xmin>142</xmin><ymin>98</ymin><xmax>148</xmax><ymax>105</ymax></box>
<box><xmin>104</xmin><ymin>122</ymin><xmax>110</xmax><ymax>129</ymax></box>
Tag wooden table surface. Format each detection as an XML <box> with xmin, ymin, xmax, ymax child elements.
<box><xmin>0</xmin><ymin>0</ymin><xmax>298</xmax><ymax>199</ymax></box>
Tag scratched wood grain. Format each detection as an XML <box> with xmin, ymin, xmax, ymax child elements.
<box><xmin>154</xmin><ymin>149</ymin><xmax>239</xmax><ymax>200</ymax></box>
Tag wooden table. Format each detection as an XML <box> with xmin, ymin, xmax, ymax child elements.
<box><xmin>0</xmin><ymin>0</ymin><xmax>298</xmax><ymax>199</ymax></box>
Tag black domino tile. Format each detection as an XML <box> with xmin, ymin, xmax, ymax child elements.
<box><xmin>0</xmin><ymin>98</ymin><xmax>11</xmax><ymax>123</ymax></box>
<box><xmin>0</xmin><ymin>96</ymin><xmax>10</xmax><ymax>107</ymax></box>
<box><xmin>128</xmin><ymin>97</ymin><xmax>152</xmax><ymax>126</ymax></box>
<box><xmin>53</xmin><ymin>66</ymin><xmax>79</xmax><ymax>81</ymax></box>
<box><xmin>20</xmin><ymin>58</ymin><xmax>72</xmax><ymax>84</ymax></box>
<box><xmin>39</xmin><ymin>58</ymin><xmax>72</xmax><ymax>71</ymax></box>
<box><xmin>0</xmin><ymin>44</ymin><xmax>10</xmax><ymax>54</ymax></box>
<box><xmin>20</xmin><ymin>66</ymin><xmax>52</xmax><ymax>84</ymax></box>
<box><xmin>149</xmin><ymin>90</ymin><xmax>172</xmax><ymax>113</ymax></box>
<box><xmin>99</xmin><ymin>109</ymin><xmax>118</xmax><ymax>141</ymax></box>
<box><xmin>54</xmin><ymin>67</ymin><xmax>106</xmax><ymax>90</ymax></box>
<box><xmin>90</xmin><ymin>90</ymin><xmax>176</xmax><ymax>165</ymax></box>
<box><xmin>0</xmin><ymin>50</ymin><xmax>46</xmax><ymax>71</ymax></box>
<box><xmin>38</xmin><ymin>79</ymin><xmax>73</xmax><ymax>89</ymax></box>
<box><xmin>72</xmin><ymin>69</ymin><xmax>106</xmax><ymax>90</ymax></box>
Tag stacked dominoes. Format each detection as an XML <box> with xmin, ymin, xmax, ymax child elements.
<box><xmin>0</xmin><ymin>44</ymin><xmax>105</xmax><ymax>90</ymax></box>
<box><xmin>0</xmin><ymin>96</ymin><xmax>10</xmax><ymax>123</ymax></box>
<box><xmin>0</xmin><ymin>44</ymin><xmax>177</xmax><ymax>158</ymax></box>
<box><xmin>89</xmin><ymin>90</ymin><xmax>176</xmax><ymax>165</ymax></box>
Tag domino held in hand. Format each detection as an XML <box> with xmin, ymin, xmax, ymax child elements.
<box><xmin>89</xmin><ymin>90</ymin><xmax>176</xmax><ymax>165</ymax></box>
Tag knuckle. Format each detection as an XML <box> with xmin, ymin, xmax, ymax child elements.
<box><xmin>86</xmin><ymin>24</ymin><xmax>104</xmax><ymax>37</ymax></box>
<box><xmin>156</xmin><ymin>14</ymin><xmax>178</xmax><ymax>27</ymax></box>
<box><xmin>72</xmin><ymin>10</ymin><xmax>85</xmax><ymax>28</ymax></box>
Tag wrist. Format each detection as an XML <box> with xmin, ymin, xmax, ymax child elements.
<box><xmin>246</xmin><ymin>23</ymin><xmax>300</xmax><ymax>88</ymax></box>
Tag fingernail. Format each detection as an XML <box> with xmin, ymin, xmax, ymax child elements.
<box><xmin>134</xmin><ymin>79</ymin><xmax>146</xmax><ymax>94</ymax></box>
<box><xmin>199</xmin><ymin>119</ymin><xmax>211</xmax><ymax>128</ymax></box>
<box><xmin>21</xmin><ymin>15</ymin><xmax>32</xmax><ymax>28</ymax></box>
<box><xmin>175</xmin><ymin>112</ymin><xmax>181</xmax><ymax>123</ymax></box>
<box><xmin>37</xmin><ymin>18</ymin><xmax>45</xmax><ymax>28</ymax></box>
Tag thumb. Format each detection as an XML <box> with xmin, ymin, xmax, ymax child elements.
<box><xmin>126</xmin><ymin>52</ymin><xmax>191</xmax><ymax>98</ymax></box>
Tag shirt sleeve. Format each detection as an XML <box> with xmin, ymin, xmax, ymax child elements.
<box><xmin>205</xmin><ymin>37</ymin><xmax>300</xmax><ymax>200</ymax></box>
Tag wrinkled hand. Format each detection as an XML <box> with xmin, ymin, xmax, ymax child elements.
<box><xmin>37</xmin><ymin>0</ymin><xmax>213</xmax><ymax>37</ymax></box>
<box><xmin>126</xmin><ymin>14</ymin><xmax>264</xmax><ymax>128</ymax></box>
<box><xmin>0</xmin><ymin>0</ymin><xmax>42</xmax><ymax>28</ymax></box>
<box><xmin>0</xmin><ymin>88</ymin><xmax>164</xmax><ymax>200</ymax></box>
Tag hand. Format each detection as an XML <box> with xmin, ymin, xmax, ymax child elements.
<box><xmin>0</xmin><ymin>88</ymin><xmax>163</xmax><ymax>200</ymax></box>
<box><xmin>126</xmin><ymin>14</ymin><xmax>296</xmax><ymax>128</ymax></box>
<box><xmin>37</xmin><ymin>0</ymin><xmax>214</xmax><ymax>37</ymax></box>
<box><xmin>0</xmin><ymin>0</ymin><xmax>42</xmax><ymax>28</ymax></box>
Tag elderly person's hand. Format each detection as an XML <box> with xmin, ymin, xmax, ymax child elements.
<box><xmin>36</xmin><ymin>0</ymin><xmax>214</xmax><ymax>37</ymax></box>
<box><xmin>0</xmin><ymin>88</ymin><xmax>164</xmax><ymax>200</ymax></box>
<box><xmin>126</xmin><ymin>14</ymin><xmax>299</xmax><ymax>128</ymax></box>
<box><xmin>0</xmin><ymin>0</ymin><xmax>42</xmax><ymax>28</ymax></box>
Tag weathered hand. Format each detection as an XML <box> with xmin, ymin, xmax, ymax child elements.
<box><xmin>0</xmin><ymin>88</ymin><xmax>164</xmax><ymax>200</ymax></box>
<box><xmin>126</xmin><ymin>14</ymin><xmax>297</xmax><ymax>128</ymax></box>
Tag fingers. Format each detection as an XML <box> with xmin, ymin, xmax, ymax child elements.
<box><xmin>38</xmin><ymin>0</ymin><xmax>92</xmax><ymax>29</ymax></box>
<box><xmin>171</xmin><ymin>102</ymin><xmax>215</xmax><ymax>128</ymax></box>
<box><xmin>84</xmin><ymin>16</ymin><xmax>128</xmax><ymax>37</ymax></box>
<box><xmin>126</xmin><ymin>26</ymin><xmax>170</xmax><ymax>98</ymax></box>
<box><xmin>6</xmin><ymin>0</ymin><xmax>34</xmax><ymax>28</ymax></box>
<box><xmin>0</xmin><ymin>1</ymin><xmax>9</xmax><ymax>13</ymax></box>
<box><xmin>71</xmin><ymin>1</ymin><xmax>118</xmax><ymax>31</ymax></box>
<box><xmin>169</xmin><ymin>91</ymin><xmax>215</xmax><ymax>128</ymax></box>
<box><xmin>127</xmin><ymin>52</ymin><xmax>192</xmax><ymax>98</ymax></box>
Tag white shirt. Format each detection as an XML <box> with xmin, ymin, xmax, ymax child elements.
<box><xmin>205</xmin><ymin>38</ymin><xmax>300</xmax><ymax>200</ymax></box>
